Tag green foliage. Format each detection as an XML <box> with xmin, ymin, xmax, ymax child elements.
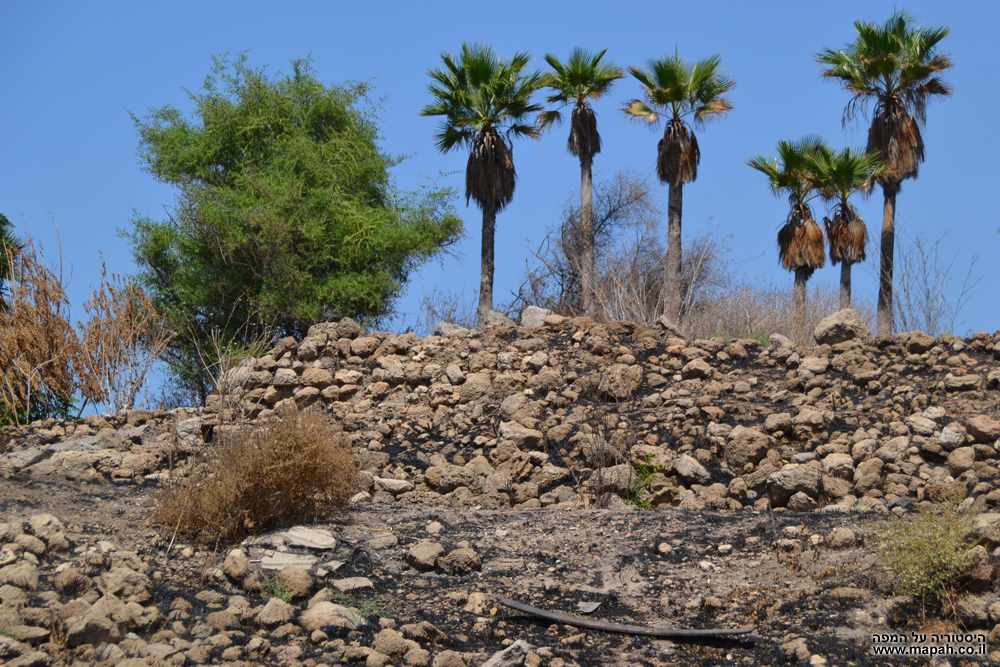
<box><xmin>262</xmin><ymin>576</ymin><xmax>294</xmax><ymax>603</ymax></box>
<box><xmin>125</xmin><ymin>53</ymin><xmax>463</xmax><ymax>396</ymax></box>
<box><xmin>623</xmin><ymin>455</ymin><xmax>662</xmax><ymax>508</ymax></box>
<box><xmin>864</xmin><ymin>505</ymin><xmax>979</xmax><ymax>609</ymax></box>
<box><xmin>0</xmin><ymin>213</ymin><xmax>24</xmax><ymax>301</ymax></box>
<box><xmin>329</xmin><ymin>589</ymin><xmax>394</xmax><ymax>617</ymax></box>
<box><xmin>741</xmin><ymin>329</ymin><xmax>770</xmax><ymax>345</ymax></box>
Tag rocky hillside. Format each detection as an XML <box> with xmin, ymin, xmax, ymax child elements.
<box><xmin>2</xmin><ymin>308</ymin><xmax>1000</xmax><ymax>667</ymax></box>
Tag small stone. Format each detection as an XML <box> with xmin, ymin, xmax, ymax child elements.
<box><xmin>257</xmin><ymin>597</ymin><xmax>295</xmax><ymax>627</ymax></box>
<box><xmin>223</xmin><ymin>549</ymin><xmax>249</xmax><ymax>582</ymax></box>
<box><xmin>330</xmin><ymin>576</ymin><xmax>374</xmax><ymax>592</ymax></box>
<box><xmin>299</xmin><ymin>601</ymin><xmax>363</xmax><ymax>632</ymax></box>
<box><xmin>407</xmin><ymin>541</ymin><xmax>444</xmax><ymax>571</ymax></box>
<box><xmin>438</xmin><ymin>548</ymin><xmax>482</xmax><ymax>576</ymax></box>
<box><xmin>277</xmin><ymin>566</ymin><xmax>313</xmax><ymax>598</ymax></box>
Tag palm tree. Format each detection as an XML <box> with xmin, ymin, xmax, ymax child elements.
<box><xmin>420</xmin><ymin>43</ymin><xmax>544</xmax><ymax>326</ymax></box>
<box><xmin>538</xmin><ymin>48</ymin><xmax>624</xmax><ymax>317</ymax></box>
<box><xmin>812</xmin><ymin>147</ymin><xmax>888</xmax><ymax>310</ymax></box>
<box><xmin>623</xmin><ymin>52</ymin><xmax>735</xmax><ymax>327</ymax></box>
<box><xmin>0</xmin><ymin>213</ymin><xmax>24</xmax><ymax>312</ymax></box>
<box><xmin>817</xmin><ymin>11</ymin><xmax>952</xmax><ymax>338</ymax></box>
<box><xmin>747</xmin><ymin>136</ymin><xmax>830</xmax><ymax>341</ymax></box>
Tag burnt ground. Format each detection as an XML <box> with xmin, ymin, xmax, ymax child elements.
<box><xmin>0</xmin><ymin>472</ymin><xmax>933</xmax><ymax>667</ymax></box>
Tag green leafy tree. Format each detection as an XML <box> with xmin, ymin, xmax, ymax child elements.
<box><xmin>0</xmin><ymin>213</ymin><xmax>25</xmax><ymax>311</ymax></box>
<box><xmin>817</xmin><ymin>11</ymin><xmax>952</xmax><ymax>337</ymax></box>
<box><xmin>623</xmin><ymin>52</ymin><xmax>735</xmax><ymax>327</ymax></box>
<box><xmin>420</xmin><ymin>43</ymin><xmax>544</xmax><ymax>326</ymax></box>
<box><xmin>747</xmin><ymin>136</ymin><xmax>830</xmax><ymax>341</ymax></box>
<box><xmin>126</xmin><ymin>54</ymin><xmax>463</xmax><ymax>399</ymax></box>
<box><xmin>538</xmin><ymin>48</ymin><xmax>624</xmax><ymax>317</ymax></box>
<box><xmin>813</xmin><ymin>147</ymin><xmax>888</xmax><ymax>309</ymax></box>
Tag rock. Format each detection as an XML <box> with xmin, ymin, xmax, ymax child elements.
<box><xmin>438</xmin><ymin>548</ymin><xmax>482</xmax><ymax>575</ymax></box>
<box><xmin>223</xmin><ymin>549</ymin><xmax>249</xmax><ymax>582</ymax></box>
<box><xmin>826</xmin><ymin>527</ymin><xmax>856</xmax><ymax>549</ymax></box>
<box><xmin>786</xmin><ymin>492</ymin><xmax>817</xmax><ymax>511</ymax></box>
<box><xmin>330</xmin><ymin>577</ymin><xmax>373</xmax><ymax>592</ymax></box>
<box><xmin>407</xmin><ymin>541</ymin><xmax>445</xmax><ymax>571</ymax></box>
<box><xmin>54</xmin><ymin>568</ymin><xmax>92</xmax><ymax>597</ymax></box>
<box><xmin>899</xmin><ymin>330</ymin><xmax>936</xmax><ymax>354</ymax></box>
<box><xmin>482</xmin><ymin>639</ymin><xmax>533</xmax><ymax>667</ymax></box>
<box><xmin>276</xmin><ymin>566</ymin><xmax>313</xmax><ymax>598</ymax></box>
<box><xmin>0</xmin><ymin>562</ymin><xmax>39</xmax><ymax>590</ymax></box>
<box><xmin>799</xmin><ymin>357</ymin><xmax>830</xmax><ymax>374</ymax></box>
<box><xmin>460</xmin><ymin>373</ymin><xmax>492</xmax><ymax>402</ymax></box>
<box><xmin>281</xmin><ymin>526</ymin><xmax>337</xmax><ymax>550</ymax></box>
<box><xmin>432</xmin><ymin>650</ymin><xmax>467</xmax><ymax>667</ymax></box>
<box><xmin>938</xmin><ymin>423</ymin><xmax>967</xmax><ymax>450</ymax></box>
<box><xmin>434</xmin><ymin>322</ymin><xmax>469</xmax><ymax>337</ymax></box>
<box><xmin>597</xmin><ymin>364</ymin><xmax>644</xmax><ymax>400</ymax></box>
<box><xmin>257</xmin><ymin>598</ymin><xmax>295</xmax><ymax>627</ymax></box>
<box><xmin>498</xmin><ymin>422</ymin><xmax>543</xmax><ymax>448</ymax></box>
<box><xmin>768</xmin><ymin>464</ymin><xmax>821</xmax><ymax>507</ymax></box>
<box><xmin>968</xmin><ymin>416</ymin><xmax>1000</xmax><ymax>443</ymax></box>
<box><xmin>725</xmin><ymin>426</ymin><xmax>771</xmax><ymax>470</ymax></box>
<box><xmin>814</xmin><ymin>309</ymin><xmax>869</xmax><ymax>344</ymax></box>
<box><xmin>299</xmin><ymin>602</ymin><xmax>363</xmax><ymax>632</ymax></box>
<box><xmin>675</xmin><ymin>455</ymin><xmax>711</xmax><ymax>485</ymax></box>
<box><xmin>259</xmin><ymin>552</ymin><xmax>318</xmax><ymax>571</ymax></box>
<box><xmin>947</xmin><ymin>447</ymin><xmax>977</xmax><ymax>476</ymax></box>
<box><xmin>98</xmin><ymin>566</ymin><xmax>152</xmax><ymax>604</ymax></box>
<box><xmin>373</xmin><ymin>628</ymin><xmax>420</xmax><ymax>658</ymax></box>
<box><xmin>681</xmin><ymin>358</ymin><xmax>712</xmax><ymax>380</ymax></box>
<box><xmin>946</xmin><ymin>373</ymin><xmax>982</xmax><ymax>392</ymax></box>
<box><xmin>520</xmin><ymin>306</ymin><xmax>551</xmax><ymax>329</ymax></box>
<box><xmin>437</xmin><ymin>465</ymin><xmax>480</xmax><ymax>494</ymax></box>
<box><xmin>971</xmin><ymin>514</ymin><xmax>1000</xmax><ymax>545</ymax></box>
<box><xmin>485</xmin><ymin>310</ymin><xmax>516</xmax><ymax>329</ymax></box>
<box><xmin>821</xmin><ymin>453</ymin><xmax>854</xmax><ymax>480</ymax></box>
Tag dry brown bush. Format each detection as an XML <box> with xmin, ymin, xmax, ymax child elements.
<box><xmin>0</xmin><ymin>232</ymin><xmax>100</xmax><ymax>425</ymax></box>
<box><xmin>155</xmin><ymin>410</ymin><xmax>357</xmax><ymax>544</ymax></box>
<box><xmin>78</xmin><ymin>257</ymin><xmax>173</xmax><ymax>415</ymax></box>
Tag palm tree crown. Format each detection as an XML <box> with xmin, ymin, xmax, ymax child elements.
<box><xmin>813</xmin><ymin>147</ymin><xmax>887</xmax><ymax>265</ymax></box>
<box><xmin>747</xmin><ymin>136</ymin><xmax>830</xmax><ymax>275</ymax></box>
<box><xmin>623</xmin><ymin>53</ymin><xmax>735</xmax><ymax>186</ymax></box>
<box><xmin>816</xmin><ymin>10</ymin><xmax>952</xmax><ymax>191</ymax></box>
<box><xmin>420</xmin><ymin>42</ymin><xmax>544</xmax><ymax>212</ymax></box>
<box><xmin>538</xmin><ymin>48</ymin><xmax>624</xmax><ymax>160</ymax></box>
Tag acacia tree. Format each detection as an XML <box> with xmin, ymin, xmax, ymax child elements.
<box><xmin>421</xmin><ymin>43</ymin><xmax>544</xmax><ymax>326</ymax></box>
<box><xmin>812</xmin><ymin>147</ymin><xmax>887</xmax><ymax>309</ymax></box>
<box><xmin>623</xmin><ymin>53</ymin><xmax>735</xmax><ymax>327</ymax></box>
<box><xmin>538</xmin><ymin>48</ymin><xmax>624</xmax><ymax>316</ymax></box>
<box><xmin>817</xmin><ymin>11</ymin><xmax>952</xmax><ymax>337</ymax></box>
<box><xmin>127</xmin><ymin>54</ymin><xmax>463</xmax><ymax>399</ymax></box>
<box><xmin>747</xmin><ymin>136</ymin><xmax>830</xmax><ymax>341</ymax></box>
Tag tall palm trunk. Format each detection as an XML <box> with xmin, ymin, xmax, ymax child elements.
<box><xmin>839</xmin><ymin>262</ymin><xmax>852</xmax><ymax>310</ymax></box>
<box><xmin>664</xmin><ymin>182</ymin><xmax>683</xmax><ymax>325</ymax></box>
<box><xmin>793</xmin><ymin>267</ymin><xmax>809</xmax><ymax>344</ymax></box>
<box><xmin>580</xmin><ymin>154</ymin><xmax>595</xmax><ymax>317</ymax></box>
<box><xmin>877</xmin><ymin>187</ymin><xmax>897</xmax><ymax>338</ymax></box>
<box><xmin>477</xmin><ymin>203</ymin><xmax>496</xmax><ymax>327</ymax></box>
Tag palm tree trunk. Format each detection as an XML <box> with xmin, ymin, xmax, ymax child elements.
<box><xmin>877</xmin><ymin>188</ymin><xmax>897</xmax><ymax>338</ymax></box>
<box><xmin>664</xmin><ymin>182</ymin><xmax>683</xmax><ymax>325</ymax></box>
<box><xmin>793</xmin><ymin>267</ymin><xmax>808</xmax><ymax>344</ymax></box>
<box><xmin>840</xmin><ymin>262</ymin><xmax>852</xmax><ymax>310</ymax></box>
<box><xmin>580</xmin><ymin>154</ymin><xmax>595</xmax><ymax>318</ymax></box>
<box><xmin>477</xmin><ymin>203</ymin><xmax>496</xmax><ymax>327</ymax></box>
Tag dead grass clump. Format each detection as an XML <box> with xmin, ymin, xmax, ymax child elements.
<box><xmin>155</xmin><ymin>410</ymin><xmax>357</xmax><ymax>544</ymax></box>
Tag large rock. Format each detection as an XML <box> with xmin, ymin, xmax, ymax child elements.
<box><xmin>520</xmin><ymin>306</ymin><xmax>551</xmax><ymax>329</ymax></box>
<box><xmin>597</xmin><ymin>364</ymin><xmax>643</xmax><ymax>401</ymax></box>
<box><xmin>675</xmin><ymin>455</ymin><xmax>711</xmax><ymax>485</ymax></box>
<box><xmin>814</xmin><ymin>309</ymin><xmax>869</xmax><ymax>344</ymax></box>
<box><xmin>724</xmin><ymin>426</ymin><xmax>771</xmax><ymax>471</ymax></box>
<box><xmin>407</xmin><ymin>541</ymin><xmax>444</xmax><ymax>571</ymax></box>
<box><xmin>967</xmin><ymin>416</ymin><xmax>1000</xmax><ymax>443</ymax></box>
<box><xmin>98</xmin><ymin>566</ymin><xmax>152</xmax><ymax>604</ymax></box>
<box><xmin>300</xmin><ymin>602</ymin><xmax>363</xmax><ymax>632</ymax></box>
<box><xmin>438</xmin><ymin>548</ymin><xmax>482</xmax><ymax>576</ymax></box>
<box><xmin>482</xmin><ymin>639</ymin><xmax>533</xmax><ymax>667</ymax></box>
<box><xmin>767</xmin><ymin>464</ymin><xmax>822</xmax><ymax>507</ymax></box>
<box><xmin>257</xmin><ymin>598</ymin><xmax>295</xmax><ymax>627</ymax></box>
<box><xmin>459</xmin><ymin>373</ymin><xmax>492</xmax><ymax>403</ymax></box>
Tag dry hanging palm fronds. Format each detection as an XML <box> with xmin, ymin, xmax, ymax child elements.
<box><xmin>466</xmin><ymin>127</ymin><xmax>516</xmax><ymax>212</ymax></box>
<box><xmin>825</xmin><ymin>204</ymin><xmax>868</xmax><ymax>265</ymax></box>
<box><xmin>778</xmin><ymin>207</ymin><xmax>826</xmax><ymax>277</ymax></box>
<box><xmin>568</xmin><ymin>103</ymin><xmax>601</xmax><ymax>159</ymax></box>
<box><xmin>656</xmin><ymin>119</ymin><xmax>699</xmax><ymax>187</ymax></box>
<box><xmin>868</xmin><ymin>100</ymin><xmax>924</xmax><ymax>189</ymax></box>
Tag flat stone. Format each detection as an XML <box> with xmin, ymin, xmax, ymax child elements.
<box><xmin>259</xmin><ymin>552</ymin><xmax>318</xmax><ymax>571</ymax></box>
<box><xmin>299</xmin><ymin>601</ymin><xmax>364</xmax><ymax>632</ymax></box>
<box><xmin>281</xmin><ymin>527</ymin><xmax>337</xmax><ymax>550</ymax></box>
<box><xmin>330</xmin><ymin>577</ymin><xmax>374</xmax><ymax>592</ymax></box>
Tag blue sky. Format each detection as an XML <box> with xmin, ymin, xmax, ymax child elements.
<box><xmin>2</xmin><ymin>1</ymin><xmax>996</xmax><ymax>400</ymax></box>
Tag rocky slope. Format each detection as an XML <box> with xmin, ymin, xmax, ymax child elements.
<box><xmin>2</xmin><ymin>308</ymin><xmax>1000</xmax><ymax>667</ymax></box>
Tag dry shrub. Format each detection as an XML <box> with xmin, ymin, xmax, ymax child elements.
<box><xmin>155</xmin><ymin>410</ymin><xmax>357</xmax><ymax>544</ymax></box>
<box><xmin>0</xmin><ymin>231</ymin><xmax>100</xmax><ymax>425</ymax></box>
<box><xmin>78</xmin><ymin>257</ymin><xmax>173</xmax><ymax>415</ymax></box>
<box><xmin>416</xmin><ymin>286</ymin><xmax>479</xmax><ymax>336</ymax></box>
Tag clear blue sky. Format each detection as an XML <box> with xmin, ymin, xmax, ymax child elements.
<box><xmin>2</xmin><ymin>1</ymin><xmax>996</xmax><ymax>369</ymax></box>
